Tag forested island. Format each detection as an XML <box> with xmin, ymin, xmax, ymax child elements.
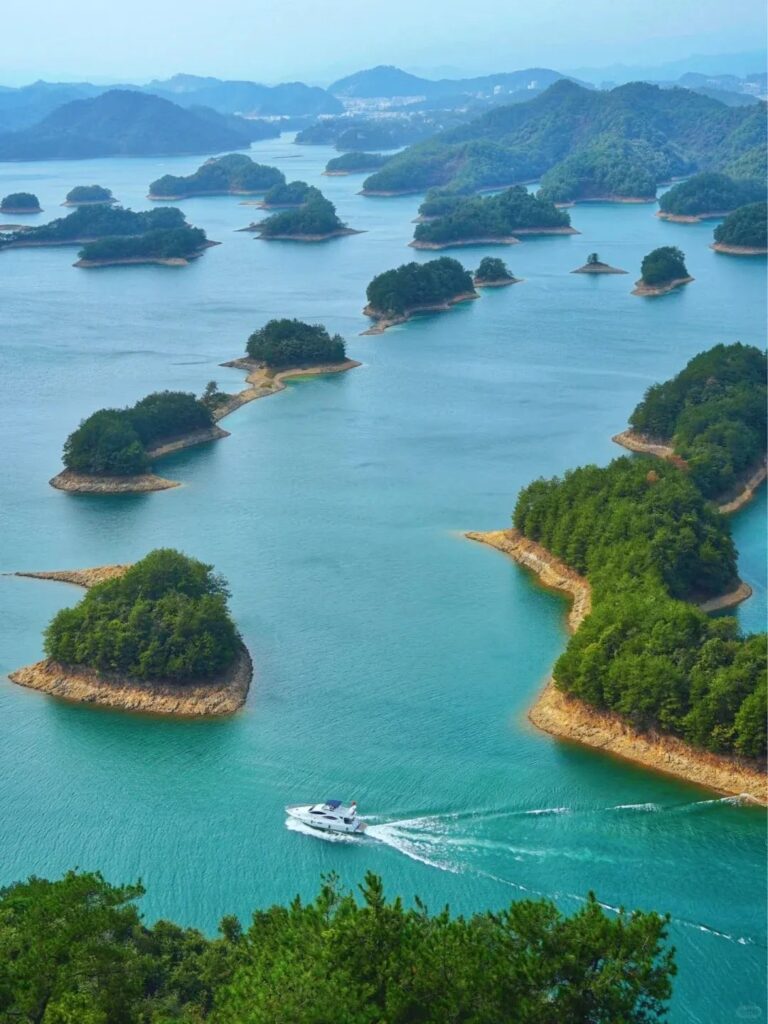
<box><xmin>632</xmin><ymin>245</ymin><xmax>693</xmax><ymax>295</ymax></box>
<box><xmin>0</xmin><ymin>191</ymin><xmax>41</xmax><ymax>213</ymax></box>
<box><xmin>617</xmin><ymin>342</ymin><xmax>767</xmax><ymax>503</ymax></box>
<box><xmin>571</xmin><ymin>251</ymin><xmax>627</xmax><ymax>274</ymax></box>
<box><xmin>74</xmin><ymin>225</ymin><xmax>213</xmax><ymax>267</ymax></box>
<box><xmin>469</xmin><ymin>342</ymin><xmax>767</xmax><ymax>800</ymax></box>
<box><xmin>657</xmin><ymin>172</ymin><xmax>764</xmax><ymax>221</ymax></box>
<box><xmin>361</xmin><ymin>81</ymin><xmax>766</xmax><ymax>197</ymax></box>
<box><xmin>324</xmin><ymin>151</ymin><xmax>390</xmax><ymax>175</ymax></box>
<box><xmin>0</xmin><ymin>204</ymin><xmax>198</xmax><ymax>250</ymax></box>
<box><xmin>10</xmin><ymin>550</ymin><xmax>252</xmax><ymax>716</ymax></box>
<box><xmin>711</xmin><ymin>201</ymin><xmax>768</xmax><ymax>254</ymax></box>
<box><xmin>148</xmin><ymin>153</ymin><xmax>285</xmax><ymax>199</ymax></box>
<box><xmin>363</xmin><ymin>257</ymin><xmax>477</xmax><ymax>332</ymax></box>
<box><xmin>246</xmin><ymin>319</ymin><xmax>347</xmax><ymax>367</ymax></box>
<box><xmin>473</xmin><ymin>255</ymin><xmax>520</xmax><ymax>286</ymax></box>
<box><xmin>0</xmin><ymin>869</ymin><xmax>675</xmax><ymax>1023</ymax></box>
<box><xmin>249</xmin><ymin>189</ymin><xmax>360</xmax><ymax>241</ymax></box>
<box><xmin>254</xmin><ymin>180</ymin><xmax>312</xmax><ymax>208</ymax></box>
<box><xmin>410</xmin><ymin>185</ymin><xmax>574</xmax><ymax>248</ymax></box>
<box><xmin>63</xmin><ymin>184</ymin><xmax>116</xmax><ymax>206</ymax></box>
<box><xmin>51</xmin><ymin>389</ymin><xmax>226</xmax><ymax>493</ymax></box>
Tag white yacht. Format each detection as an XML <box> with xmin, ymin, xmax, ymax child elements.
<box><xmin>286</xmin><ymin>799</ymin><xmax>367</xmax><ymax>835</ymax></box>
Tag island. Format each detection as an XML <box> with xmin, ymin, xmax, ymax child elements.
<box><xmin>148</xmin><ymin>153</ymin><xmax>285</xmax><ymax>200</ymax></box>
<box><xmin>363</xmin><ymin>257</ymin><xmax>478</xmax><ymax>333</ymax></box>
<box><xmin>410</xmin><ymin>186</ymin><xmax>575</xmax><ymax>249</ymax></box>
<box><xmin>63</xmin><ymin>184</ymin><xmax>116</xmax><ymax>207</ymax></box>
<box><xmin>74</xmin><ymin>225</ymin><xmax>215</xmax><ymax>268</ymax></box>
<box><xmin>657</xmin><ymin>172</ymin><xmax>764</xmax><ymax>222</ymax></box>
<box><xmin>0</xmin><ymin>204</ymin><xmax>199</xmax><ymax>251</ymax></box>
<box><xmin>473</xmin><ymin>256</ymin><xmax>520</xmax><ymax>287</ymax></box>
<box><xmin>631</xmin><ymin>245</ymin><xmax>693</xmax><ymax>296</ymax></box>
<box><xmin>571</xmin><ymin>252</ymin><xmax>627</xmax><ymax>274</ymax></box>
<box><xmin>50</xmin><ymin>389</ymin><xmax>228</xmax><ymax>494</ymax></box>
<box><xmin>711</xmin><ymin>201</ymin><xmax>768</xmax><ymax>254</ymax></box>
<box><xmin>467</xmin><ymin>414</ymin><xmax>766</xmax><ymax>801</ymax></box>
<box><xmin>249</xmin><ymin>180</ymin><xmax>313</xmax><ymax>209</ymax></box>
<box><xmin>614</xmin><ymin>342</ymin><xmax>767</xmax><ymax>506</ymax></box>
<box><xmin>248</xmin><ymin>190</ymin><xmax>361</xmax><ymax>241</ymax></box>
<box><xmin>323</xmin><ymin>151</ymin><xmax>390</xmax><ymax>176</ymax></box>
<box><xmin>0</xmin><ymin>191</ymin><xmax>42</xmax><ymax>214</ymax></box>
<box><xmin>9</xmin><ymin>550</ymin><xmax>252</xmax><ymax>716</ymax></box>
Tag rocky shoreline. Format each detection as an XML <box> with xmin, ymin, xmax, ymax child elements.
<box><xmin>16</xmin><ymin>565</ymin><xmax>132</xmax><ymax>588</ymax></box>
<box><xmin>631</xmin><ymin>275</ymin><xmax>694</xmax><ymax>296</ymax></box>
<box><xmin>252</xmin><ymin>227</ymin><xmax>364</xmax><ymax>242</ymax></box>
<box><xmin>465</xmin><ymin>528</ymin><xmax>765</xmax><ymax>802</ymax></box>
<box><xmin>218</xmin><ymin>357</ymin><xmax>361</xmax><ymax>415</ymax></box>
<box><xmin>0</xmin><ymin>205</ymin><xmax>42</xmax><ymax>214</ymax></box>
<box><xmin>473</xmin><ymin>275</ymin><xmax>521</xmax><ymax>288</ymax></box>
<box><xmin>571</xmin><ymin>261</ymin><xmax>627</xmax><ymax>274</ymax></box>
<box><xmin>409</xmin><ymin>236</ymin><xmax>521</xmax><ymax>250</ymax></box>
<box><xmin>612</xmin><ymin>429</ymin><xmax>767</xmax><ymax>514</ymax></box>
<box><xmin>710</xmin><ymin>242</ymin><xmax>768</xmax><ymax>256</ymax></box>
<box><xmin>361</xmin><ymin>292</ymin><xmax>479</xmax><ymax>334</ymax></box>
<box><xmin>656</xmin><ymin>210</ymin><xmax>730</xmax><ymax>223</ymax></box>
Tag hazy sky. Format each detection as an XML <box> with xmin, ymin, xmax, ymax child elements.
<box><xmin>4</xmin><ymin>0</ymin><xmax>767</xmax><ymax>85</ymax></box>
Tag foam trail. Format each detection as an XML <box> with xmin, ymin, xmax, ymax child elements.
<box><xmin>284</xmin><ymin>817</ymin><xmax>358</xmax><ymax>844</ymax></box>
<box><xmin>365</xmin><ymin>822</ymin><xmax>462</xmax><ymax>874</ymax></box>
<box><xmin>610</xmin><ymin>802</ymin><xmax>661</xmax><ymax>812</ymax></box>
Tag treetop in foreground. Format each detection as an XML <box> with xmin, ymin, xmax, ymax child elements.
<box><xmin>0</xmin><ymin>868</ymin><xmax>675</xmax><ymax>1023</ymax></box>
<box><xmin>246</xmin><ymin>319</ymin><xmax>346</xmax><ymax>368</ymax></box>
<box><xmin>44</xmin><ymin>549</ymin><xmax>240</xmax><ymax>682</ymax></box>
<box><xmin>639</xmin><ymin>245</ymin><xmax>689</xmax><ymax>285</ymax></box>
<box><xmin>366</xmin><ymin>256</ymin><xmax>475</xmax><ymax>316</ymax></box>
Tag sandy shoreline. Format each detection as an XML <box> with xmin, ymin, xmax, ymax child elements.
<box><xmin>217</xmin><ymin>357</ymin><xmax>361</xmax><ymax>415</ymax></box>
<box><xmin>361</xmin><ymin>292</ymin><xmax>479</xmax><ymax>334</ymax></box>
<box><xmin>571</xmin><ymin>262</ymin><xmax>627</xmax><ymax>274</ymax></box>
<box><xmin>465</xmin><ymin>528</ymin><xmax>765</xmax><ymax>802</ymax></box>
<box><xmin>16</xmin><ymin>565</ymin><xmax>132</xmax><ymax>588</ymax></box>
<box><xmin>473</xmin><ymin>276</ymin><xmax>521</xmax><ymax>288</ymax></box>
<box><xmin>409</xmin><ymin>236</ymin><xmax>521</xmax><ymax>250</ymax></box>
<box><xmin>710</xmin><ymin>242</ymin><xmax>768</xmax><ymax>256</ymax></box>
<box><xmin>631</xmin><ymin>276</ymin><xmax>694</xmax><ymax>296</ymax></box>
<box><xmin>62</xmin><ymin>199</ymin><xmax>117</xmax><ymax>207</ymax></box>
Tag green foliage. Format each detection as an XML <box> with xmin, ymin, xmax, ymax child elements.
<box><xmin>413</xmin><ymin>185</ymin><xmax>569</xmax><ymax>244</ymax></box>
<box><xmin>629</xmin><ymin>342</ymin><xmax>767</xmax><ymax>498</ymax></box>
<box><xmin>261</xmin><ymin>180</ymin><xmax>312</xmax><ymax>206</ymax></box>
<box><xmin>0</xmin><ymin>868</ymin><xmax>676</xmax><ymax>1023</ymax></box>
<box><xmin>149</xmin><ymin>154</ymin><xmax>284</xmax><ymax>198</ymax></box>
<box><xmin>366</xmin><ymin>257</ymin><xmax>475</xmax><ymax>316</ymax></box>
<box><xmin>78</xmin><ymin>226</ymin><xmax>208</xmax><ymax>262</ymax></box>
<box><xmin>475</xmin><ymin>256</ymin><xmax>512</xmax><ymax>280</ymax></box>
<box><xmin>658</xmin><ymin>172</ymin><xmax>764</xmax><ymax>215</ymax></box>
<box><xmin>714</xmin><ymin>202</ymin><xmax>767</xmax><ymax>248</ymax></box>
<box><xmin>256</xmin><ymin>189</ymin><xmax>346</xmax><ymax>237</ymax></box>
<box><xmin>246</xmin><ymin>319</ymin><xmax>346</xmax><ymax>367</ymax></box>
<box><xmin>324</xmin><ymin>151</ymin><xmax>390</xmax><ymax>174</ymax></box>
<box><xmin>587</xmin><ymin>252</ymin><xmax>600</xmax><ymax>264</ymax></box>
<box><xmin>0</xmin><ymin>191</ymin><xmax>40</xmax><ymax>210</ymax></box>
<box><xmin>538</xmin><ymin>135</ymin><xmax>664</xmax><ymax>202</ymax></box>
<box><xmin>63</xmin><ymin>390</ymin><xmax>213</xmax><ymax>476</ymax></box>
<box><xmin>639</xmin><ymin>246</ymin><xmax>689</xmax><ymax>285</ymax></box>
<box><xmin>65</xmin><ymin>184</ymin><xmax>114</xmax><ymax>203</ymax></box>
<box><xmin>44</xmin><ymin>549</ymin><xmax>240</xmax><ymax>682</ymax></box>
<box><xmin>201</xmin><ymin>380</ymin><xmax>229</xmax><ymax>410</ymax></box>
<box><xmin>6</xmin><ymin>204</ymin><xmax>186</xmax><ymax>244</ymax></box>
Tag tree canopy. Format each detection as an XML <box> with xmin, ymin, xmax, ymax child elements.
<box><xmin>366</xmin><ymin>257</ymin><xmax>475</xmax><ymax>316</ymax></box>
<box><xmin>628</xmin><ymin>342</ymin><xmax>767</xmax><ymax>498</ymax></box>
<box><xmin>63</xmin><ymin>390</ymin><xmax>213</xmax><ymax>476</ymax></box>
<box><xmin>246</xmin><ymin>319</ymin><xmax>346</xmax><ymax>367</ymax></box>
<box><xmin>256</xmin><ymin>189</ymin><xmax>347</xmax><ymax>237</ymax></box>
<box><xmin>78</xmin><ymin>225</ymin><xmax>208</xmax><ymax>262</ymax></box>
<box><xmin>639</xmin><ymin>246</ymin><xmax>689</xmax><ymax>285</ymax></box>
<box><xmin>44</xmin><ymin>549</ymin><xmax>240</xmax><ymax>682</ymax></box>
<box><xmin>658</xmin><ymin>172</ymin><xmax>764</xmax><ymax>216</ymax></box>
<box><xmin>65</xmin><ymin>184</ymin><xmax>115</xmax><ymax>203</ymax></box>
<box><xmin>713</xmin><ymin>202</ymin><xmax>767</xmax><ymax>248</ymax></box>
<box><xmin>538</xmin><ymin>135</ymin><xmax>663</xmax><ymax>202</ymax></box>
<box><xmin>149</xmin><ymin>154</ymin><xmax>284</xmax><ymax>198</ymax></box>
<box><xmin>413</xmin><ymin>185</ymin><xmax>569</xmax><ymax>244</ymax></box>
<box><xmin>3</xmin><ymin>204</ymin><xmax>187</xmax><ymax>245</ymax></box>
<box><xmin>475</xmin><ymin>256</ymin><xmax>513</xmax><ymax>281</ymax></box>
<box><xmin>325</xmin><ymin>150</ymin><xmax>390</xmax><ymax>174</ymax></box>
<box><xmin>261</xmin><ymin>180</ymin><xmax>312</xmax><ymax>206</ymax></box>
<box><xmin>0</xmin><ymin>869</ymin><xmax>676</xmax><ymax>1024</ymax></box>
<box><xmin>0</xmin><ymin>191</ymin><xmax>40</xmax><ymax>210</ymax></box>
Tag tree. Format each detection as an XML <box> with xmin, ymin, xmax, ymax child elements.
<box><xmin>246</xmin><ymin>319</ymin><xmax>346</xmax><ymax>367</ymax></box>
<box><xmin>0</xmin><ymin>191</ymin><xmax>40</xmax><ymax>211</ymax></box>
<box><xmin>639</xmin><ymin>246</ymin><xmax>689</xmax><ymax>285</ymax></box>
<box><xmin>149</xmin><ymin>154</ymin><xmax>284</xmax><ymax>198</ymax></box>
<box><xmin>366</xmin><ymin>257</ymin><xmax>475</xmax><ymax>316</ymax></box>
<box><xmin>476</xmin><ymin>256</ymin><xmax>512</xmax><ymax>281</ymax></box>
<box><xmin>587</xmin><ymin>252</ymin><xmax>600</xmax><ymax>264</ymax></box>
<box><xmin>413</xmin><ymin>185</ymin><xmax>570</xmax><ymax>245</ymax></box>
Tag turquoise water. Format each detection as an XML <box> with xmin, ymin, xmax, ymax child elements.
<box><xmin>1</xmin><ymin>137</ymin><xmax>766</xmax><ymax>1022</ymax></box>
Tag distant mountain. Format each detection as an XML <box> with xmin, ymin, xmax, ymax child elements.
<box><xmin>361</xmin><ymin>80</ymin><xmax>767</xmax><ymax>198</ymax></box>
<box><xmin>0</xmin><ymin>90</ymin><xmax>258</xmax><ymax>161</ymax></box>
<box><xmin>328</xmin><ymin>64</ymin><xmax>575</xmax><ymax>100</ymax></box>
<box><xmin>0</xmin><ymin>80</ymin><xmax>107</xmax><ymax>132</ymax></box>
<box><xmin>143</xmin><ymin>74</ymin><xmax>343</xmax><ymax>116</ymax></box>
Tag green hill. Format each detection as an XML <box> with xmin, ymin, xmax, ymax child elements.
<box><xmin>659</xmin><ymin>172</ymin><xmax>765</xmax><ymax>216</ymax></box>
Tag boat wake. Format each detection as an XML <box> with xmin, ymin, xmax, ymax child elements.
<box><xmin>284</xmin><ymin>816</ymin><xmax>359</xmax><ymax>844</ymax></box>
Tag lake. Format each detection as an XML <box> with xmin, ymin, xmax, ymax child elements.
<box><xmin>0</xmin><ymin>135</ymin><xmax>765</xmax><ymax>1022</ymax></box>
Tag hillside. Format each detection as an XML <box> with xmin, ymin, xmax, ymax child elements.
<box><xmin>0</xmin><ymin>90</ymin><xmax>263</xmax><ymax>160</ymax></box>
<box><xmin>329</xmin><ymin>64</ymin><xmax>572</xmax><ymax>99</ymax></box>
<box><xmin>144</xmin><ymin>74</ymin><xmax>343</xmax><ymax>116</ymax></box>
<box><xmin>362</xmin><ymin>80</ymin><xmax>767</xmax><ymax>196</ymax></box>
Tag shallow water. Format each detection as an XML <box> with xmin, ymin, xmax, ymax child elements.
<box><xmin>0</xmin><ymin>136</ymin><xmax>766</xmax><ymax>1021</ymax></box>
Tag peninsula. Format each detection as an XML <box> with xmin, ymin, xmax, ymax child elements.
<box><xmin>613</xmin><ymin>342</ymin><xmax>767</xmax><ymax>507</ymax></box>
<box><xmin>10</xmin><ymin>550</ymin><xmax>252</xmax><ymax>717</ymax></box>
<box><xmin>63</xmin><ymin>184</ymin><xmax>116</xmax><ymax>207</ymax></box>
<box><xmin>0</xmin><ymin>191</ymin><xmax>42</xmax><ymax>214</ymax></box>
<box><xmin>363</xmin><ymin>257</ymin><xmax>478</xmax><ymax>333</ymax></box>
<box><xmin>631</xmin><ymin>245</ymin><xmax>693</xmax><ymax>296</ymax></box>
<box><xmin>248</xmin><ymin>189</ymin><xmax>361</xmax><ymax>241</ymax></box>
<box><xmin>473</xmin><ymin>256</ymin><xmax>520</xmax><ymax>287</ymax></box>
<box><xmin>410</xmin><ymin>186</ymin><xmax>575</xmax><ymax>249</ymax></box>
<box><xmin>711</xmin><ymin>202</ymin><xmax>768</xmax><ymax>255</ymax></box>
<box><xmin>657</xmin><ymin>172</ymin><xmax>764</xmax><ymax>222</ymax></box>
<box><xmin>148</xmin><ymin>153</ymin><xmax>284</xmax><ymax>200</ymax></box>
<box><xmin>571</xmin><ymin>252</ymin><xmax>627</xmax><ymax>274</ymax></box>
